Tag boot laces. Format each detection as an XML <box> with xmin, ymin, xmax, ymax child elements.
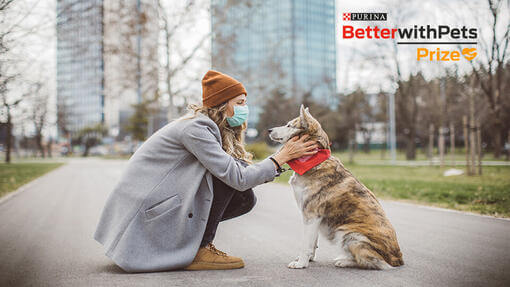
<box><xmin>207</xmin><ymin>243</ymin><xmax>228</xmax><ymax>257</ymax></box>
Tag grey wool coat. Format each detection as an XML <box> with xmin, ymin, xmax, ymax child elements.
<box><xmin>93</xmin><ymin>112</ymin><xmax>279</xmax><ymax>272</ymax></box>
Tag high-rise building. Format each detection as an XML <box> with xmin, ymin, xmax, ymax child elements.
<box><xmin>211</xmin><ymin>0</ymin><xmax>337</xmax><ymax>128</ymax></box>
<box><xmin>57</xmin><ymin>0</ymin><xmax>104</xmax><ymax>136</ymax></box>
<box><xmin>56</xmin><ymin>0</ymin><xmax>159</xmax><ymax>140</ymax></box>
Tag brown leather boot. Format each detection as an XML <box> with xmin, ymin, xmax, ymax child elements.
<box><xmin>183</xmin><ymin>242</ymin><xmax>245</xmax><ymax>270</ymax></box>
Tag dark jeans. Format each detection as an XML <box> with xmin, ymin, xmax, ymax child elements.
<box><xmin>200</xmin><ymin>175</ymin><xmax>257</xmax><ymax>247</ymax></box>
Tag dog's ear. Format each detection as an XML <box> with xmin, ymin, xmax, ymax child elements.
<box><xmin>317</xmin><ymin>130</ymin><xmax>330</xmax><ymax>149</ymax></box>
<box><xmin>304</xmin><ymin>107</ymin><xmax>312</xmax><ymax>119</ymax></box>
<box><xmin>300</xmin><ymin>105</ymin><xmax>309</xmax><ymax>129</ymax></box>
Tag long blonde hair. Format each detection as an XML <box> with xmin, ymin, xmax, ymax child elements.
<box><xmin>175</xmin><ymin>102</ymin><xmax>254</xmax><ymax>164</ymax></box>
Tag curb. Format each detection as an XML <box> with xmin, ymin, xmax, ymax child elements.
<box><xmin>0</xmin><ymin>163</ymin><xmax>68</xmax><ymax>207</ymax></box>
<box><xmin>385</xmin><ymin>200</ymin><xmax>510</xmax><ymax>222</ymax></box>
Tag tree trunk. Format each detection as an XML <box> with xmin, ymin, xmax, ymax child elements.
<box><xmin>5</xmin><ymin>110</ymin><xmax>12</xmax><ymax>163</ymax></box>
<box><xmin>47</xmin><ymin>138</ymin><xmax>52</xmax><ymax>158</ymax></box>
<box><xmin>476</xmin><ymin>120</ymin><xmax>482</xmax><ymax>175</ymax></box>
<box><xmin>363</xmin><ymin>130</ymin><xmax>371</xmax><ymax>154</ymax></box>
<box><xmin>507</xmin><ymin>130</ymin><xmax>510</xmax><ymax>161</ymax></box>
<box><xmin>428</xmin><ymin>124</ymin><xmax>434</xmax><ymax>161</ymax></box>
<box><xmin>405</xmin><ymin>130</ymin><xmax>416</xmax><ymax>160</ymax></box>
<box><xmin>36</xmin><ymin>134</ymin><xmax>45</xmax><ymax>158</ymax></box>
<box><xmin>428</xmin><ymin>124</ymin><xmax>434</xmax><ymax>165</ymax></box>
<box><xmin>492</xmin><ymin>120</ymin><xmax>502</xmax><ymax>159</ymax></box>
<box><xmin>450</xmin><ymin>123</ymin><xmax>455</xmax><ymax>166</ymax></box>
<box><xmin>463</xmin><ymin>116</ymin><xmax>470</xmax><ymax>175</ymax></box>
<box><xmin>439</xmin><ymin>126</ymin><xmax>445</xmax><ymax>168</ymax></box>
<box><xmin>380</xmin><ymin>124</ymin><xmax>386</xmax><ymax>160</ymax></box>
<box><xmin>83</xmin><ymin>144</ymin><xmax>91</xmax><ymax>157</ymax></box>
<box><xmin>67</xmin><ymin>133</ymin><xmax>72</xmax><ymax>155</ymax></box>
<box><xmin>348</xmin><ymin>129</ymin><xmax>355</xmax><ymax>164</ymax></box>
<box><xmin>491</xmin><ymin>87</ymin><xmax>502</xmax><ymax>159</ymax></box>
<box><xmin>163</xmin><ymin>14</ymin><xmax>175</xmax><ymax>121</ymax></box>
<box><xmin>470</xmin><ymin>124</ymin><xmax>476</xmax><ymax>175</ymax></box>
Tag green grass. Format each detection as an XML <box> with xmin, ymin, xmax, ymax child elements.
<box><xmin>0</xmin><ymin>163</ymin><xmax>65</xmax><ymax>198</ymax></box>
<box><xmin>271</xmin><ymin>162</ymin><xmax>510</xmax><ymax>218</ymax></box>
<box><xmin>332</xmin><ymin>149</ymin><xmax>508</xmax><ymax>162</ymax></box>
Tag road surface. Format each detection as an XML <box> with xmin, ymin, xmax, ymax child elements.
<box><xmin>0</xmin><ymin>158</ymin><xmax>509</xmax><ymax>286</ymax></box>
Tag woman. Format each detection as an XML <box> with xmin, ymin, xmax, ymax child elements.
<box><xmin>94</xmin><ymin>70</ymin><xmax>319</xmax><ymax>272</ymax></box>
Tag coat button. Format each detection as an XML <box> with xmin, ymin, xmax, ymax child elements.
<box><xmin>188</xmin><ymin>213</ymin><xmax>193</xmax><ymax>218</ymax></box>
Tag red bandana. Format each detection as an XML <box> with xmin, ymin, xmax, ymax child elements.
<box><xmin>287</xmin><ymin>148</ymin><xmax>331</xmax><ymax>175</ymax></box>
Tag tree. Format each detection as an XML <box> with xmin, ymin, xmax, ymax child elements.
<box><xmin>28</xmin><ymin>82</ymin><xmax>48</xmax><ymax>158</ymax></box>
<box><xmin>56</xmin><ymin>95</ymin><xmax>72</xmax><ymax>155</ymax></box>
<box><xmin>158</xmin><ymin>0</ymin><xmax>211</xmax><ymax>120</ymax></box>
<box><xmin>302</xmin><ymin>90</ymin><xmax>341</xmax><ymax>149</ymax></box>
<box><xmin>1</xmin><ymin>0</ymin><xmax>58</xmax><ymax>162</ymax></box>
<box><xmin>466</xmin><ymin>0</ymin><xmax>510</xmax><ymax>158</ymax></box>
<box><xmin>126</xmin><ymin>100</ymin><xmax>150</xmax><ymax>142</ymax></box>
<box><xmin>0</xmin><ymin>0</ymin><xmax>18</xmax><ymax>163</ymax></box>
<box><xmin>73</xmin><ymin>124</ymin><xmax>108</xmax><ymax>157</ymax></box>
<box><xmin>256</xmin><ymin>88</ymin><xmax>298</xmax><ymax>145</ymax></box>
<box><xmin>370</xmin><ymin>1</ymin><xmax>423</xmax><ymax>160</ymax></box>
<box><xmin>375</xmin><ymin>90</ymin><xmax>389</xmax><ymax>158</ymax></box>
<box><xmin>336</xmin><ymin>89</ymin><xmax>371</xmax><ymax>159</ymax></box>
<box><xmin>0</xmin><ymin>72</ymin><xmax>19</xmax><ymax>163</ymax></box>
<box><xmin>394</xmin><ymin>72</ymin><xmax>428</xmax><ymax>160</ymax></box>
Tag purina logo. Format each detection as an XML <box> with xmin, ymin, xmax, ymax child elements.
<box><xmin>342</xmin><ymin>13</ymin><xmax>387</xmax><ymax>21</ymax></box>
<box><xmin>340</xmin><ymin>12</ymin><xmax>478</xmax><ymax>61</ymax></box>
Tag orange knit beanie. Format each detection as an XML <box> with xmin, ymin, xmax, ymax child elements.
<box><xmin>201</xmin><ymin>70</ymin><xmax>247</xmax><ymax>108</ymax></box>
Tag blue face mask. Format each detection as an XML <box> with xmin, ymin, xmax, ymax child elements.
<box><xmin>226</xmin><ymin>105</ymin><xmax>249</xmax><ymax>127</ymax></box>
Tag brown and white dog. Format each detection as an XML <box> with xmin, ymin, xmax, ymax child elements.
<box><xmin>269</xmin><ymin>104</ymin><xmax>404</xmax><ymax>270</ymax></box>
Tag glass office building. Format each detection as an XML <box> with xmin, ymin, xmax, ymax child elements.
<box><xmin>57</xmin><ymin>0</ymin><xmax>159</xmax><ymax>139</ymax></box>
<box><xmin>211</xmin><ymin>0</ymin><xmax>337</xmax><ymax>128</ymax></box>
<box><xmin>57</xmin><ymin>0</ymin><xmax>104</xmax><ymax>136</ymax></box>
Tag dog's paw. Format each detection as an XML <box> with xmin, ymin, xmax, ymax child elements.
<box><xmin>334</xmin><ymin>259</ymin><xmax>356</xmax><ymax>268</ymax></box>
<box><xmin>288</xmin><ymin>260</ymin><xmax>308</xmax><ymax>269</ymax></box>
<box><xmin>309</xmin><ymin>250</ymin><xmax>317</xmax><ymax>261</ymax></box>
<box><xmin>295</xmin><ymin>253</ymin><xmax>315</xmax><ymax>262</ymax></box>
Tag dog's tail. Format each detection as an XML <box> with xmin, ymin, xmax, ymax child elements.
<box><xmin>389</xmin><ymin>252</ymin><xmax>404</xmax><ymax>267</ymax></box>
<box><xmin>348</xmin><ymin>241</ymin><xmax>394</xmax><ymax>270</ymax></box>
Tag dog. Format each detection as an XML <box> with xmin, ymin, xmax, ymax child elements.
<box><xmin>268</xmin><ymin>104</ymin><xmax>404</xmax><ymax>270</ymax></box>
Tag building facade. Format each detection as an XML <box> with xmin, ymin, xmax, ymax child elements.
<box><xmin>211</xmin><ymin>0</ymin><xmax>337</xmax><ymax>128</ymax></box>
<box><xmin>56</xmin><ymin>0</ymin><xmax>158</xmax><ymax>140</ymax></box>
<box><xmin>57</xmin><ymin>0</ymin><xmax>104</xmax><ymax>136</ymax></box>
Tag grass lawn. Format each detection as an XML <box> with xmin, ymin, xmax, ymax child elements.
<box><xmin>271</xmin><ymin>162</ymin><xmax>510</xmax><ymax>218</ymax></box>
<box><xmin>0</xmin><ymin>162</ymin><xmax>65</xmax><ymax>198</ymax></box>
<box><xmin>331</xmin><ymin>149</ymin><xmax>509</xmax><ymax>162</ymax></box>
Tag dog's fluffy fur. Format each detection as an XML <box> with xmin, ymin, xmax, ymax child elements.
<box><xmin>269</xmin><ymin>105</ymin><xmax>404</xmax><ymax>270</ymax></box>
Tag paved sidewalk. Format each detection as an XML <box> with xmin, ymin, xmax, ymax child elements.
<box><xmin>0</xmin><ymin>158</ymin><xmax>509</xmax><ymax>286</ymax></box>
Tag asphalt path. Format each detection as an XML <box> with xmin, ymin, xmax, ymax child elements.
<box><xmin>0</xmin><ymin>158</ymin><xmax>509</xmax><ymax>287</ymax></box>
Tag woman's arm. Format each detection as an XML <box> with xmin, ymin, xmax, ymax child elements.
<box><xmin>180</xmin><ymin>118</ymin><xmax>278</xmax><ymax>191</ymax></box>
<box><xmin>269</xmin><ymin>134</ymin><xmax>318</xmax><ymax>167</ymax></box>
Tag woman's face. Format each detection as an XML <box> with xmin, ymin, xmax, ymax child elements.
<box><xmin>226</xmin><ymin>93</ymin><xmax>247</xmax><ymax>117</ymax></box>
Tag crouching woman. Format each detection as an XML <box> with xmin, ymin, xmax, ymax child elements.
<box><xmin>93</xmin><ymin>70</ymin><xmax>318</xmax><ymax>272</ymax></box>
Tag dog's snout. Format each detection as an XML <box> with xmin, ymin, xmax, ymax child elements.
<box><xmin>267</xmin><ymin>129</ymin><xmax>273</xmax><ymax>133</ymax></box>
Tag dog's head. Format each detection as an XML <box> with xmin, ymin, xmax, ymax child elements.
<box><xmin>268</xmin><ymin>104</ymin><xmax>330</xmax><ymax>149</ymax></box>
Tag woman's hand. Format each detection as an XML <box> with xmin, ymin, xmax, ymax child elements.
<box><xmin>273</xmin><ymin>134</ymin><xmax>319</xmax><ymax>166</ymax></box>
